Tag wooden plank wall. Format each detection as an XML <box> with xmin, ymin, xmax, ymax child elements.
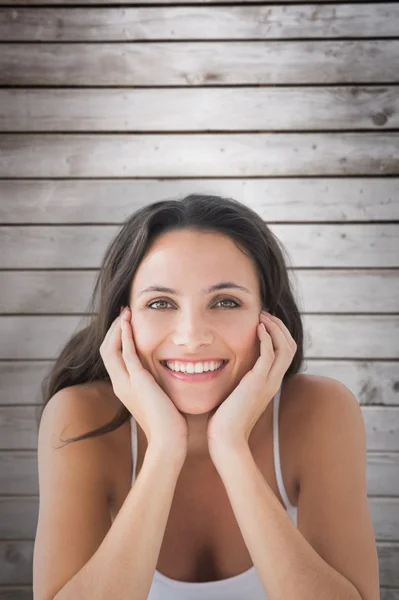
<box><xmin>0</xmin><ymin>1</ymin><xmax>398</xmax><ymax>598</ymax></box>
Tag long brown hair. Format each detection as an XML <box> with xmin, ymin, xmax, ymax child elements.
<box><xmin>38</xmin><ymin>194</ymin><xmax>304</xmax><ymax>446</ymax></box>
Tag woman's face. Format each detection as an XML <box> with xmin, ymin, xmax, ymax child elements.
<box><xmin>128</xmin><ymin>229</ymin><xmax>265</xmax><ymax>414</ymax></box>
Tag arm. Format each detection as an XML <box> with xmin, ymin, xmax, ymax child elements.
<box><xmin>210</xmin><ymin>379</ymin><xmax>380</xmax><ymax>600</ymax></box>
<box><xmin>33</xmin><ymin>387</ymin><xmax>186</xmax><ymax>600</ymax></box>
<box><xmin>54</xmin><ymin>447</ymin><xmax>185</xmax><ymax>600</ymax></box>
<box><xmin>212</xmin><ymin>442</ymin><xmax>362</xmax><ymax>600</ymax></box>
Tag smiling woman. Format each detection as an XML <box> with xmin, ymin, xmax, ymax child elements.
<box><xmin>39</xmin><ymin>194</ymin><xmax>305</xmax><ymax>440</ymax></box>
<box><xmin>33</xmin><ymin>194</ymin><xmax>379</xmax><ymax>600</ymax></box>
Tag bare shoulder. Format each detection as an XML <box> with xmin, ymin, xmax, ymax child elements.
<box><xmin>44</xmin><ymin>380</ymin><xmax>121</xmax><ymax>436</ymax></box>
<box><xmin>282</xmin><ymin>377</ymin><xmax>379</xmax><ymax>600</ymax></box>
<box><xmin>282</xmin><ymin>372</ymin><xmax>357</xmax><ymax>419</ymax></box>
<box><xmin>282</xmin><ymin>373</ymin><xmax>361</xmax><ymax>483</ymax></box>
<box><xmin>41</xmin><ymin>380</ymin><xmax>126</xmax><ymax>488</ymax></box>
<box><xmin>34</xmin><ymin>381</ymin><xmax>126</xmax><ymax>600</ymax></box>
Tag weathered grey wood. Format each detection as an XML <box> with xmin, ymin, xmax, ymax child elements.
<box><xmin>0</xmin><ymin>495</ymin><xmax>397</xmax><ymax>540</ymax></box>
<box><xmin>302</xmin><ymin>361</ymin><xmax>399</xmax><ymax>407</ymax></box>
<box><xmin>0</xmin><ymin>363</ymin><xmax>48</xmax><ymax>406</ymax></box>
<box><xmin>1</xmin><ymin>5</ymin><xmax>397</xmax><ymax>41</ymax></box>
<box><xmin>381</xmin><ymin>590</ymin><xmax>399</xmax><ymax>600</ymax></box>
<box><xmin>378</xmin><ymin>543</ymin><xmax>399</xmax><ymax>589</ymax></box>
<box><xmin>0</xmin><ymin>498</ymin><xmax>39</xmax><ymax>539</ymax></box>
<box><xmin>2</xmin><ymin>449</ymin><xmax>399</xmax><ymax>496</ymax></box>
<box><xmin>0</xmin><ymin>0</ymin><xmax>380</xmax><ymax>4</ymax></box>
<box><xmin>1</xmin><ymin>224</ymin><xmax>398</xmax><ymax>268</ymax></box>
<box><xmin>1</xmin><ymin>41</ymin><xmax>398</xmax><ymax>86</ymax></box>
<box><xmin>2</xmin><ymin>269</ymin><xmax>398</xmax><ymax>314</ymax></box>
<box><xmin>0</xmin><ymin>589</ymin><xmax>32</xmax><ymax>600</ymax></box>
<box><xmin>1</xmin><ymin>87</ymin><xmax>397</xmax><ymax>132</ymax></box>
<box><xmin>0</xmin><ymin>543</ymin><xmax>33</xmax><ymax>585</ymax></box>
<box><xmin>1</xmin><ymin>360</ymin><xmax>397</xmax><ymax>406</ymax></box>
<box><xmin>369</xmin><ymin>498</ymin><xmax>399</xmax><ymax>541</ymax></box>
<box><xmin>0</xmin><ymin>405</ymin><xmax>398</xmax><ymax>451</ymax></box>
<box><xmin>0</xmin><ymin>452</ymin><xmax>38</xmax><ymax>495</ymax></box>
<box><xmin>1</xmin><ymin>134</ymin><xmax>398</xmax><ymax>177</ymax></box>
<box><xmin>1</xmin><ymin>178</ymin><xmax>398</xmax><ymax>222</ymax></box>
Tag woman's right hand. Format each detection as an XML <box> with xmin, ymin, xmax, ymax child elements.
<box><xmin>99</xmin><ymin>306</ymin><xmax>189</xmax><ymax>459</ymax></box>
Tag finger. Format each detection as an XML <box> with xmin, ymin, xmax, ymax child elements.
<box><xmin>252</xmin><ymin>322</ymin><xmax>274</xmax><ymax>378</ymax></box>
<box><xmin>102</xmin><ymin>311</ymin><xmax>130</xmax><ymax>384</ymax></box>
<box><xmin>257</xmin><ymin>322</ymin><xmax>274</xmax><ymax>356</ymax></box>
<box><xmin>261</xmin><ymin>313</ymin><xmax>296</xmax><ymax>351</ymax></box>
<box><xmin>121</xmin><ymin>312</ymin><xmax>145</xmax><ymax>376</ymax></box>
<box><xmin>261</xmin><ymin>318</ymin><xmax>291</xmax><ymax>357</ymax></box>
<box><xmin>257</xmin><ymin>320</ymin><xmax>291</xmax><ymax>385</ymax></box>
<box><xmin>100</xmin><ymin>307</ymin><xmax>125</xmax><ymax>353</ymax></box>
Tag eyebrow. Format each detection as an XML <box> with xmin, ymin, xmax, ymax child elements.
<box><xmin>138</xmin><ymin>281</ymin><xmax>252</xmax><ymax>297</ymax></box>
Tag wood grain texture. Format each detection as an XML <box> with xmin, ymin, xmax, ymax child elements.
<box><xmin>1</xmin><ymin>5</ymin><xmax>397</xmax><ymax>41</ymax></box>
<box><xmin>1</xmin><ymin>87</ymin><xmax>398</xmax><ymax>131</ymax></box>
<box><xmin>1</xmin><ymin>178</ymin><xmax>398</xmax><ymax>221</ymax></box>
<box><xmin>1</xmin><ymin>224</ymin><xmax>397</xmax><ymax>268</ymax></box>
<box><xmin>1</xmin><ymin>41</ymin><xmax>398</xmax><ymax>86</ymax></box>
<box><xmin>1</xmin><ymin>133</ymin><xmax>398</xmax><ymax>177</ymax></box>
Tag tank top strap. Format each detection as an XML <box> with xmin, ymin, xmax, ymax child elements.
<box><xmin>273</xmin><ymin>383</ymin><xmax>295</xmax><ymax>511</ymax></box>
<box><xmin>130</xmin><ymin>416</ymin><xmax>138</xmax><ymax>484</ymax></box>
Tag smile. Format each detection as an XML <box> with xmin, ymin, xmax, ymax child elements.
<box><xmin>160</xmin><ymin>360</ymin><xmax>229</xmax><ymax>382</ymax></box>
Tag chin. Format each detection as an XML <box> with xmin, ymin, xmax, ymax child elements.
<box><xmin>171</xmin><ymin>393</ymin><xmax>224</xmax><ymax>415</ymax></box>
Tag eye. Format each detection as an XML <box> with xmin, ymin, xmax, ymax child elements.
<box><xmin>146</xmin><ymin>297</ymin><xmax>241</xmax><ymax>310</ymax></box>
<box><xmin>147</xmin><ymin>299</ymin><xmax>173</xmax><ymax>310</ymax></box>
<box><xmin>214</xmin><ymin>298</ymin><xmax>240</xmax><ymax>309</ymax></box>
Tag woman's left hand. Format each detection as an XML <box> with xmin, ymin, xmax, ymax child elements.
<box><xmin>207</xmin><ymin>311</ymin><xmax>297</xmax><ymax>454</ymax></box>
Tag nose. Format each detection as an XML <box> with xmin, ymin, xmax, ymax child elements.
<box><xmin>171</xmin><ymin>313</ymin><xmax>214</xmax><ymax>352</ymax></box>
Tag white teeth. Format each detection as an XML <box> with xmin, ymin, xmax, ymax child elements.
<box><xmin>164</xmin><ymin>360</ymin><xmax>225</xmax><ymax>373</ymax></box>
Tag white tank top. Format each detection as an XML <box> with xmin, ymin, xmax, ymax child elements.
<box><xmin>130</xmin><ymin>383</ymin><xmax>298</xmax><ymax>599</ymax></box>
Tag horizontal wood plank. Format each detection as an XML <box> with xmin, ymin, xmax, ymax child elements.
<box><xmin>1</xmin><ymin>224</ymin><xmax>397</xmax><ymax>268</ymax></box>
<box><xmin>1</xmin><ymin>41</ymin><xmax>398</xmax><ymax>85</ymax></box>
<box><xmin>1</xmin><ymin>359</ymin><xmax>397</xmax><ymax>406</ymax></box>
<box><xmin>1</xmin><ymin>178</ymin><xmax>398</xmax><ymax>222</ymax></box>
<box><xmin>0</xmin><ymin>314</ymin><xmax>398</xmax><ymax>359</ymax></box>
<box><xmin>1</xmin><ymin>5</ymin><xmax>397</xmax><ymax>41</ymax></box>
<box><xmin>0</xmin><ymin>0</ymin><xmax>381</xmax><ymax>4</ymax></box>
<box><xmin>1</xmin><ymin>134</ymin><xmax>398</xmax><ymax>177</ymax></box>
<box><xmin>2</xmin><ymin>269</ymin><xmax>398</xmax><ymax>314</ymax></box>
<box><xmin>1</xmin><ymin>87</ymin><xmax>398</xmax><ymax>132</ymax></box>
<box><xmin>0</xmin><ymin>589</ymin><xmax>32</xmax><ymax>600</ymax></box>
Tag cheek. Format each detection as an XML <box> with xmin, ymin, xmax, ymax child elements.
<box><xmin>130</xmin><ymin>319</ymin><xmax>160</xmax><ymax>357</ymax></box>
<box><xmin>228</xmin><ymin>322</ymin><xmax>259</xmax><ymax>357</ymax></box>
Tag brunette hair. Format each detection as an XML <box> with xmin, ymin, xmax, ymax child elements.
<box><xmin>38</xmin><ymin>194</ymin><xmax>304</xmax><ymax>445</ymax></box>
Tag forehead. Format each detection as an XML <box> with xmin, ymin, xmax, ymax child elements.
<box><xmin>131</xmin><ymin>229</ymin><xmax>260</xmax><ymax>291</ymax></box>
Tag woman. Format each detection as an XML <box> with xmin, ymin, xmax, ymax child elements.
<box><xmin>33</xmin><ymin>194</ymin><xmax>380</xmax><ymax>600</ymax></box>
